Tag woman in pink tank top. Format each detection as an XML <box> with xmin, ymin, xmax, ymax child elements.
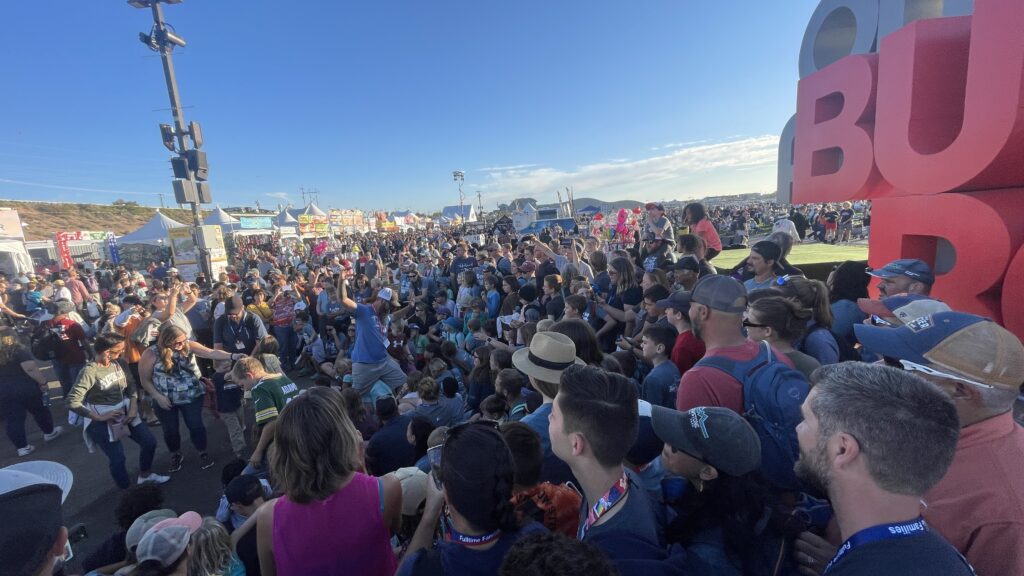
<box><xmin>255</xmin><ymin>387</ymin><xmax>401</xmax><ymax>576</ymax></box>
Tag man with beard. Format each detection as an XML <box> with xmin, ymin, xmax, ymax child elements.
<box><xmin>867</xmin><ymin>259</ymin><xmax>934</xmax><ymax>297</ymax></box>
<box><xmin>676</xmin><ymin>275</ymin><xmax>793</xmax><ymax>414</ymax></box>
<box><xmin>793</xmin><ymin>363</ymin><xmax>973</xmax><ymax>575</ymax></box>
<box><xmin>337</xmin><ymin>272</ymin><xmax>408</xmax><ymax>396</ymax></box>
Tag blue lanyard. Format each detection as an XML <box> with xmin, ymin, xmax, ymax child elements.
<box><xmin>824</xmin><ymin>517</ymin><xmax>928</xmax><ymax>574</ymax></box>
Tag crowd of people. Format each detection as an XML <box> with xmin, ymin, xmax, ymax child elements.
<box><xmin>0</xmin><ymin>199</ymin><xmax>1020</xmax><ymax>576</ymax></box>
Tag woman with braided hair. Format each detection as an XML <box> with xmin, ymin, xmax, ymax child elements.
<box><xmin>398</xmin><ymin>420</ymin><xmax>548</xmax><ymax>575</ymax></box>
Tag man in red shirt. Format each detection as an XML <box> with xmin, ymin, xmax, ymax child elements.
<box><xmin>856</xmin><ymin>311</ymin><xmax>1024</xmax><ymax>576</ymax></box>
<box><xmin>655</xmin><ymin>291</ymin><xmax>705</xmax><ymax>393</ymax></box>
<box><xmin>676</xmin><ymin>275</ymin><xmax>791</xmax><ymax>413</ymax></box>
<box><xmin>46</xmin><ymin>300</ymin><xmax>92</xmax><ymax>396</ymax></box>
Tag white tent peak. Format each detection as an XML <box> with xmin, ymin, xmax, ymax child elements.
<box><xmin>119</xmin><ymin>211</ymin><xmax>187</xmax><ymax>246</ymax></box>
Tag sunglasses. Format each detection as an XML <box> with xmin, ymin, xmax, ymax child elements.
<box><xmin>870</xmin><ymin>314</ymin><xmax>895</xmax><ymax>327</ymax></box>
<box><xmin>742</xmin><ymin>319</ymin><xmax>769</xmax><ymax>329</ymax></box>
<box><xmin>896</xmin><ymin>358</ymin><xmax>994</xmax><ymax>389</ymax></box>
<box><xmin>170</xmin><ymin>338</ymin><xmax>188</xmax><ymax>348</ymax></box>
<box><xmin>427</xmin><ymin>419</ymin><xmax>501</xmax><ymax>489</ymax></box>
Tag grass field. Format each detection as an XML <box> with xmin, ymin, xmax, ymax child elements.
<box><xmin>712</xmin><ymin>242</ymin><xmax>869</xmax><ymax>270</ymax></box>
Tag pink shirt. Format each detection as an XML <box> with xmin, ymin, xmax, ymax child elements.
<box><xmin>924</xmin><ymin>411</ymin><xmax>1024</xmax><ymax>576</ymax></box>
<box><xmin>691</xmin><ymin>219</ymin><xmax>722</xmax><ymax>252</ymax></box>
<box><xmin>272</xmin><ymin>473</ymin><xmax>397</xmax><ymax>576</ymax></box>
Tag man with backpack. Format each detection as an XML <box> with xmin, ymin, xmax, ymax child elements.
<box><xmin>678</xmin><ymin>275</ymin><xmax>808</xmax><ymax>490</ymax></box>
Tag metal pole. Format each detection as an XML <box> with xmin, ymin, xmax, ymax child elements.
<box><xmin>149</xmin><ymin>1</ymin><xmax>209</xmax><ymax>280</ymax></box>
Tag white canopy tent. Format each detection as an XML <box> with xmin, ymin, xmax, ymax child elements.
<box><xmin>0</xmin><ymin>239</ymin><xmax>32</xmax><ymax>276</ymax></box>
<box><xmin>118</xmin><ymin>211</ymin><xmax>187</xmax><ymax>246</ymax></box>
<box><xmin>203</xmin><ymin>206</ymin><xmax>239</xmax><ymax>232</ymax></box>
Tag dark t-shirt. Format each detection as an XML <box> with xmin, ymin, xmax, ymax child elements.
<box><xmin>398</xmin><ymin>522</ymin><xmax>547</xmax><ymax>576</ymax></box>
<box><xmin>582</xmin><ymin>472</ymin><xmax>659</xmax><ymax>546</ymax></box>
<box><xmin>828</xmin><ymin>530</ymin><xmax>975</xmax><ymax>576</ymax></box>
<box><xmin>1</xmin><ymin>348</ymin><xmax>38</xmax><ymax>391</ymax></box>
<box><xmin>365</xmin><ymin>415</ymin><xmax>418</xmax><ymax>476</ymax></box>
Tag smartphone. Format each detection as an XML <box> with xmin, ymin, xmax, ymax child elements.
<box><xmin>427</xmin><ymin>445</ymin><xmax>443</xmax><ymax>489</ymax></box>
<box><xmin>559</xmin><ymin>238</ymin><xmax>572</xmax><ymax>247</ymax></box>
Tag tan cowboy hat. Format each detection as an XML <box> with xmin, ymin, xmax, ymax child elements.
<box><xmin>512</xmin><ymin>332</ymin><xmax>584</xmax><ymax>383</ymax></box>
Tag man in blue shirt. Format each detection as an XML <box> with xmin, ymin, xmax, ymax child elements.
<box><xmin>338</xmin><ymin>273</ymin><xmax>407</xmax><ymax>396</ymax></box>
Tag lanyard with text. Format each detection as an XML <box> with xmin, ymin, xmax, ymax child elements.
<box><xmin>441</xmin><ymin>511</ymin><xmax>501</xmax><ymax>547</ymax></box>
<box><xmin>824</xmin><ymin>517</ymin><xmax>928</xmax><ymax>574</ymax></box>
<box><xmin>577</xmin><ymin>473</ymin><xmax>630</xmax><ymax>540</ymax></box>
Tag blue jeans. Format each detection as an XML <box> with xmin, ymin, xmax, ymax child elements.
<box><xmin>86</xmin><ymin>419</ymin><xmax>157</xmax><ymax>489</ymax></box>
<box><xmin>152</xmin><ymin>397</ymin><xmax>207</xmax><ymax>454</ymax></box>
<box><xmin>273</xmin><ymin>324</ymin><xmax>298</xmax><ymax>372</ymax></box>
<box><xmin>52</xmin><ymin>360</ymin><xmax>84</xmax><ymax>397</ymax></box>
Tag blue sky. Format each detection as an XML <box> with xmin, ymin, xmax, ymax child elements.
<box><xmin>0</xmin><ymin>1</ymin><xmax>817</xmax><ymax>213</ymax></box>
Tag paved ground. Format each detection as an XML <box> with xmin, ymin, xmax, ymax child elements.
<box><xmin>0</xmin><ymin>365</ymin><xmax>314</xmax><ymax>573</ymax></box>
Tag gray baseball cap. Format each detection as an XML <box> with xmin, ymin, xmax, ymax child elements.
<box><xmin>690</xmin><ymin>275</ymin><xmax>747</xmax><ymax>314</ymax></box>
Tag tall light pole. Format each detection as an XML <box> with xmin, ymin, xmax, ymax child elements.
<box><xmin>130</xmin><ymin>0</ymin><xmax>211</xmax><ymax>280</ymax></box>
<box><xmin>452</xmin><ymin>170</ymin><xmax>465</xmax><ymax>228</ymax></box>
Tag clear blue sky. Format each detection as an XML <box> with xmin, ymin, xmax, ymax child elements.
<box><xmin>0</xmin><ymin>1</ymin><xmax>818</xmax><ymax>213</ymax></box>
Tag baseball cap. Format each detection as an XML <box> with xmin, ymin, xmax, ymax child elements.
<box><xmin>225</xmin><ymin>475</ymin><xmax>264</xmax><ymax>506</ymax></box>
<box><xmin>225</xmin><ymin>296</ymin><xmax>245</xmax><ymax>315</ymax></box>
<box><xmin>750</xmin><ymin>241</ymin><xmax>784</xmax><ymax>267</ymax></box>
<box><xmin>866</xmin><ymin>259</ymin><xmax>935</xmax><ymax>285</ymax></box>
<box><xmin>136</xmin><ymin>525</ymin><xmax>191</xmax><ymax>567</ymax></box>
<box><xmin>857</xmin><ymin>294</ymin><xmax>951</xmax><ymax>325</ymax></box>
<box><xmin>0</xmin><ymin>461</ymin><xmax>73</xmax><ymax>575</ymax></box>
<box><xmin>125</xmin><ymin>509</ymin><xmax>176</xmax><ymax>551</ymax></box>
<box><xmin>657</xmin><ymin>290</ymin><xmax>692</xmax><ymax>313</ymax></box>
<box><xmin>645</xmin><ymin>202</ymin><xmax>664</xmax><ymax>211</ymax></box>
<box><xmin>674</xmin><ymin>256</ymin><xmax>701</xmax><ymax>274</ymax></box>
<box><xmin>377</xmin><ymin>287</ymin><xmax>393</xmax><ymax>301</ymax></box>
<box><xmin>651</xmin><ymin>405</ymin><xmax>762</xmax><ymax>476</ymax></box>
<box><xmin>148</xmin><ymin>511</ymin><xmax>201</xmax><ymax>535</ymax></box>
<box><xmin>690</xmin><ymin>275</ymin><xmax>747</xmax><ymax>314</ymax></box>
<box><xmin>393</xmin><ymin>467</ymin><xmax>428</xmax><ymax>516</ymax></box>
<box><xmin>855</xmin><ymin>311</ymin><xmax>1024</xmax><ymax>389</ymax></box>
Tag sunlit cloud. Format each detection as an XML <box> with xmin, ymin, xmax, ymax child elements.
<box><xmin>480</xmin><ymin>135</ymin><xmax>780</xmax><ymax>205</ymax></box>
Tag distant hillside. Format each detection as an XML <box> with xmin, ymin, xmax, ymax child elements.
<box><xmin>0</xmin><ymin>200</ymin><xmax>203</xmax><ymax>241</ymax></box>
<box><xmin>570</xmin><ymin>197</ymin><xmax>644</xmax><ymax>211</ymax></box>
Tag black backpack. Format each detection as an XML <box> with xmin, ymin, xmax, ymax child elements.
<box><xmin>30</xmin><ymin>325</ymin><xmax>62</xmax><ymax>361</ymax></box>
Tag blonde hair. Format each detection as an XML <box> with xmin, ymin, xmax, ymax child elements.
<box><xmin>270</xmin><ymin>387</ymin><xmax>361</xmax><ymax>504</ymax></box>
<box><xmin>155</xmin><ymin>323</ymin><xmax>188</xmax><ymax>373</ymax></box>
<box><xmin>231</xmin><ymin>356</ymin><xmax>266</xmax><ymax>381</ymax></box>
<box><xmin>417</xmin><ymin>376</ymin><xmax>440</xmax><ymax>402</ymax></box>
<box><xmin>186</xmin><ymin>517</ymin><xmax>232</xmax><ymax>576</ymax></box>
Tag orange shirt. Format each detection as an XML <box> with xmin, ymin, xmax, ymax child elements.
<box><xmin>924</xmin><ymin>411</ymin><xmax>1024</xmax><ymax>576</ymax></box>
<box><xmin>119</xmin><ymin>314</ymin><xmax>145</xmax><ymax>364</ymax></box>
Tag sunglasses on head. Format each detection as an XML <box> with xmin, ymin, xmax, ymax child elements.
<box><xmin>882</xmin><ymin>356</ymin><xmax>993</xmax><ymax>389</ymax></box>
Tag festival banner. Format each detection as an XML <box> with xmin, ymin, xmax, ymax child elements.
<box><xmin>0</xmin><ymin>210</ymin><xmax>25</xmax><ymax>240</ymax></box>
<box><xmin>298</xmin><ymin>214</ymin><xmax>329</xmax><ymax>236</ymax></box>
<box><xmin>54</xmin><ymin>232</ymin><xmax>73</xmax><ymax>269</ymax></box>
<box><xmin>239</xmin><ymin>216</ymin><xmax>272</xmax><ymax>229</ymax></box>
<box><xmin>168</xmin><ymin>227</ymin><xmax>199</xmax><ymax>280</ymax></box>
<box><xmin>107</xmin><ymin>233</ymin><xmax>121</xmax><ymax>265</ymax></box>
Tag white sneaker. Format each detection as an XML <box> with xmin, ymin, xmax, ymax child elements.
<box><xmin>138</xmin><ymin>473</ymin><xmax>171</xmax><ymax>485</ymax></box>
<box><xmin>17</xmin><ymin>445</ymin><xmax>36</xmax><ymax>457</ymax></box>
<box><xmin>43</xmin><ymin>426</ymin><xmax>63</xmax><ymax>442</ymax></box>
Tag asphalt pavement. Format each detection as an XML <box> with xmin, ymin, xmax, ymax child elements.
<box><xmin>0</xmin><ymin>364</ymin><xmax>314</xmax><ymax>574</ymax></box>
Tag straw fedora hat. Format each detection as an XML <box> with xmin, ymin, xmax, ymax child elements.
<box><xmin>512</xmin><ymin>332</ymin><xmax>584</xmax><ymax>383</ymax></box>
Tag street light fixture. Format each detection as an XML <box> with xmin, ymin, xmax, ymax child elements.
<box><xmin>453</xmin><ymin>170</ymin><xmax>465</xmax><ymax>226</ymax></box>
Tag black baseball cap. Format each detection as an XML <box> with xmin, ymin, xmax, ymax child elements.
<box><xmin>651</xmin><ymin>405</ymin><xmax>761</xmax><ymax>476</ymax></box>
